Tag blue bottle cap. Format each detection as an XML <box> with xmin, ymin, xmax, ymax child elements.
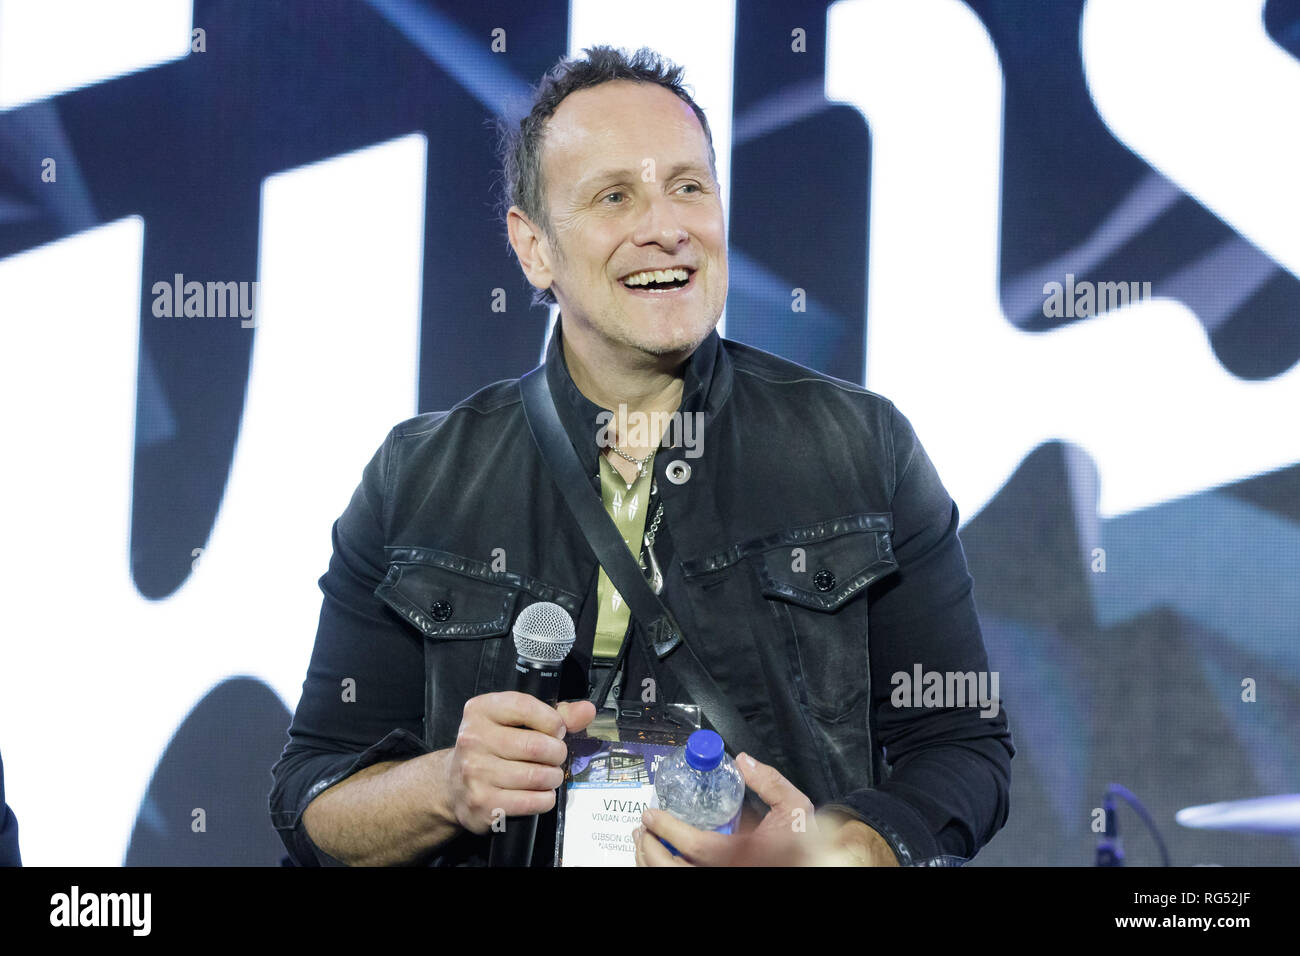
<box><xmin>685</xmin><ymin>729</ymin><xmax>725</xmax><ymax>771</ymax></box>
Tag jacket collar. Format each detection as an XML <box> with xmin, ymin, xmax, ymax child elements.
<box><xmin>542</xmin><ymin>314</ymin><xmax>732</xmax><ymax>475</ymax></box>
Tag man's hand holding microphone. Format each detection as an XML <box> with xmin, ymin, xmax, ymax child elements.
<box><xmin>436</xmin><ymin>692</ymin><xmax>595</xmax><ymax>837</ymax></box>
<box><xmin>303</xmin><ymin>601</ymin><xmax>590</xmax><ymax>866</ymax></box>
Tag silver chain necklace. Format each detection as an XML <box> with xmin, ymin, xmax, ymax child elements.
<box><xmin>608</xmin><ymin>443</ymin><xmax>655</xmax><ymax>483</ymax></box>
<box><xmin>605</xmin><ymin>454</ymin><xmax>664</xmax><ymax>593</ymax></box>
<box><xmin>640</xmin><ymin>492</ymin><xmax>664</xmax><ymax>594</ymax></box>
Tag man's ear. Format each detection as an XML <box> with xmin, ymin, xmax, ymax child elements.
<box><xmin>506</xmin><ymin>206</ymin><xmax>555</xmax><ymax>295</ymax></box>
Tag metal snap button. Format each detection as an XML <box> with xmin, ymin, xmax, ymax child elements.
<box><xmin>813</xmin><ymin>569</ymin><xmax>835</xmax><ymax>591</ymax></box>
<box><xmin>666</xmin><ymin>460</ymin><xmax>691</xmax><ymax>484</ymax></box>
<box><xmin>430</xmin><ymin>600</ymin><xmax>453</xmax><ymax>621</ymax></box>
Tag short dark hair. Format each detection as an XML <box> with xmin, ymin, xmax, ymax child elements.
<box><xmin>497</xmin><ymin>45</ymin><xmax>716</xmax><ymax>307</ymax></box>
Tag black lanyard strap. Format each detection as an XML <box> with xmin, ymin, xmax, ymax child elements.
<box><xmin>519</xmin><ymin>365</ymin><xmax>771</xmax><ymax>785</ymax></box>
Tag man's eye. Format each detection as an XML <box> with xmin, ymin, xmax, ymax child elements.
<box><xmin>601</xmin><ymin>191</ymin><xmax>625</xmax><ymax>204</ymax></box>
<box><xmin>678</xmin><ymin>183</ymin><xmax>701</xmax><ymax>194</ymax></box>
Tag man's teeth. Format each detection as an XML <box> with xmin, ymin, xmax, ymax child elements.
<box><xmin>623</xmin><ymin>268</ymin><xmax>691</xmax><ymax>287</ymax></box>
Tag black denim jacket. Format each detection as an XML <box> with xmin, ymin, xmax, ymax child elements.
<box><xmin>269</xmin><ymin>319</ymin><xmax>1014</xmax><ymax>866</ymax></box>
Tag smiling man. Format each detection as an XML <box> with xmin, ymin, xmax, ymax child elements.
<box><xmin>507</xmin><ymin>69</ymin><xmax>728</xmax><ymax>491</ymax></box>
<box><xmin>270</xmin><ymin>46</ymin><xmax>1013</xmax><ymax>868</ymax></box>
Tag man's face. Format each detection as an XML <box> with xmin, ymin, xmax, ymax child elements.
<box><xmin>527</xmin><ymin>80</ymin><xmax>727</xmax><ymax>361</ymax></box>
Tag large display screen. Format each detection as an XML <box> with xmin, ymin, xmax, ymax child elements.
<box><xmin>1</xmin><ymin>0</ymin><xmax>1297</xmax><ymax>866</ymax></box>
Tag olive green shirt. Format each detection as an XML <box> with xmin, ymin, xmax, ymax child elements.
<box><xmin>593</xmin><ymin>450</ymin><xmax>656</xmax><ymax>659</ymax></box>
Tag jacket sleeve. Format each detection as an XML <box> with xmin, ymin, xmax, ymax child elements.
<box><xmin>0</xmin><ymin>749</ymin><xmax>19</xmax><ymax>867</ymax></box>
<box><xmin>825</xmin><ymin>402</ymin><xmax>1014</xmax><ymax>865</ymax></box>
<box><xmin>268</xmin><ymin>426</ymin><xmax>433</xmax><ymax>866</ymax></box>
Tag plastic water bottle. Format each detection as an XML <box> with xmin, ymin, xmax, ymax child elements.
<box><xmin>653</xmin><ymin>729</ymin><xmax>745</xmax><ymax>854</ymax></box>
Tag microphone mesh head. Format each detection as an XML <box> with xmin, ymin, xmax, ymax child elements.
<box><xmin>512</xmin><ymin>601</ymin><xmax>576</xmax><ymax>664</ymax></box>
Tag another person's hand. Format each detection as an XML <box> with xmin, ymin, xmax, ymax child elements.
<box><xmin>437</xmin><ymin>692</ymin><xmax>596</xmax><ymax>834</ymax></box>
<box><xmin>633</xmin><ymin>752</ymin><xmax>900</xmax><ymax>866</ymax></box>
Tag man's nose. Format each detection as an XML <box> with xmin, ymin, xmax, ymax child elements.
<box><xmin>632</xmin><ymin>193</ymin><xmax>688</xmax><ymax>248</ymax></box>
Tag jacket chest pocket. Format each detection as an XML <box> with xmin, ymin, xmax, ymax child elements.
<box><xmin>377</xmin><ymin>560</ymin><xmax>520</xmax><ymax>640</ymax></box>
<box><xmin>374</xmin><ymin>547</ymin><xmax>584</xmax><ymax>746</ymax></box>
<box><xmin>752</xmin><ymin>514</ymin><xmax>898</xmax><ymax>721</ymax></box>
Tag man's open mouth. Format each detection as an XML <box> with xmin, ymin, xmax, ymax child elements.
<box><xmin>620</xmin><ymin>267</ymin><xmax>694</xmax><ymax>292</ymax></box>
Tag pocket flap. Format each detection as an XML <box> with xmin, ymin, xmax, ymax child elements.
<box><xmin>375</xmin><ymin>556</ymin><xmax>520</xmax><ymax>639</ymax></box>
<box><xmin>756</xmin><ymin>514</ymin><xmax>898</xmax><ymax>611</ymax></box>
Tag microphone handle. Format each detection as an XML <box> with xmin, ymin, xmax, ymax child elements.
<box><xmin>487</xmin><ymin>657</ymin><xmax>564</xmax><ymax>867</ymax></box>
<box><xmin>513</xmin><ymin>658</ymin><xmax>562</xmax><ymax>706</ymax></box>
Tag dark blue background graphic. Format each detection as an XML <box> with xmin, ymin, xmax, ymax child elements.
<box><xmin>1</xmin><ymin>0</ymin><xmax>1297</xmax><ymax>866</ymax></box>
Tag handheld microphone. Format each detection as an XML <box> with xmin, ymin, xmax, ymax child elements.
<box><xmin>488</xmin><ymin>601</ymin><xmax>577</xmax><ymax>867</ymax></box>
